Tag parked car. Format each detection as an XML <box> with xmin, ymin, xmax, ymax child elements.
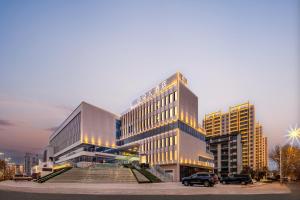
<box><xmin>221</xmin><ymin>174</ymin><xmax>253</xmax><ymax>185</ymax></box>
<box><xmin>182</xmin><ymin>173</ymin><xmax>215</xmax><ymax>187</ymax></box>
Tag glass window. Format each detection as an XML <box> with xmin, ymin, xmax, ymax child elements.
<box><xmin>170</xmin><ymin>93</ymin><xmax>173</xmax><ymax>103</ymax></box>
<box><xmin>174</xmin><ymin>91</ymin><xmax>178</xmax><ymax>101</ymax></box>
<box><xmin>170</xmin><ymin>108</ymin><xmax>173</xmax><ymax>117</ymax></box>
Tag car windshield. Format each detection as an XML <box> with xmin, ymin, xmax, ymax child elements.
<box><xmin>197</xmin><ymin>174</ymin><xmax>209</xmax><ymax>177</ymax></box>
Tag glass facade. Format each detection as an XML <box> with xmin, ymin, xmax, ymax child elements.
<box><xmin>50</xmin><ymin>113</ymin><xmax>81</xmax><ymax>154</ymax></box>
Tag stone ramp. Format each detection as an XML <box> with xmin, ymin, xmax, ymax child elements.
<box><xmin>47</xmin><ymin>166</ymin><xmax>137</xmax><ymax>183</ymax></box>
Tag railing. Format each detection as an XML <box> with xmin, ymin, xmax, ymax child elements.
<box><xmin>147</xmin><ymin>165</ymin><xmax>173</xmax><ymax>182</ymax></box>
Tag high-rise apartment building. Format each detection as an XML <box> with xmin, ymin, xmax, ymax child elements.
<box><xmin>206</xmin><ymin>132</ymin><xmax>243</xmax><ymax>175</ymax></box>
<box><xmin>118</xmin><ymin>72</ymin><xmax>214</xmax><ymax>181</ymax></box>
<box><xmin>24</xmin><ymin>153</ymin><xmax>39</xmax><ymax>176</ymax></box>
<box><xmin>203</xmin><ymin>102</ymin><xmax>267</xmax><ymax>171</ymax></box>
<box><xmin>262</xmin><ymin>137</ymin><xmax>268</xmax><ymax>169</ymax></box>
<box><xmin>254</xmin><ymin>122</ymin><xmax>268</xmax><ymax>170</ymax></box>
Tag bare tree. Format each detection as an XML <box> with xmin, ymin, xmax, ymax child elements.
<box><xmin>270</xmin><ymin>144</ymin><xmax>300</xmax><ymax>179</ymax></box>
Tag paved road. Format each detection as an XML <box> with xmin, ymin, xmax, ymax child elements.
<box><xmin>0</xmin><ymin>183</ymin><xmax>299</xmax><ymax>200</ymax></box>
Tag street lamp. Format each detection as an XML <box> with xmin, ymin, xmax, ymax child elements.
<box><xmin>287</xmin><ymin>125</ymin><xmax>300</xmax><ymax>146</ymax></box>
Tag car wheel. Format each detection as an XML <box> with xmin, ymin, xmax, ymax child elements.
<box><xmin>204</xmin><ymin>181</ymin><xmax>210</xmax><ymax>187</ymax></box>
<box><xmin>222</xmin><ymin>181</ymin><xmax>226</xmax><ymax>184</ymax></box>
<box><xmin>241</xmin><ymin>181</ymin><xmax>246</xmax><ymax>185</ymax></box>
<box><xmin>183</xmin><ymin>181</ymin><xmax>189</xmax><ymax>186</ymax></box>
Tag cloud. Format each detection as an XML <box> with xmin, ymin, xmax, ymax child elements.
<box><xmin>45</xmin><ymin>126</ymin><xmax>58</xmax><ymax>132</ymax></box>
<box><xmin>0</xmin><ymin>119</ymin><xmax>14</xmax><ymax>126</ymax></box>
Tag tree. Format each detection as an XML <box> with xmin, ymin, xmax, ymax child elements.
<box><xmin>0</xmin><ymin>160</ymin><xmax>15</xmax><ymax>181</ymax></box>
<box><xmin>0</xmin><ymin>160</ymin><xmax>7</xmax><ymax>181</ymax></box>
<box><xmin>270</xmin><ymin>144</ymin><xmax>300</xmax><ymax>180</ymax></box>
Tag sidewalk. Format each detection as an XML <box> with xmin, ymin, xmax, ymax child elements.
<box><xmin>0</xmin><ymin>181</ymin><xmax>291</xmax><ymax>195</ymax></box>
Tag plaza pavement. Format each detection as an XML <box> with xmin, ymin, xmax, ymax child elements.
<box><xmin>0</xmin><ymin>180</ymin><xmax>291</xmax><ymax>195</ymax></box>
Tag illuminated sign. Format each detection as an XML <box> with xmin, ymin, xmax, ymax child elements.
<box><xmin>131</xmin><ymin>72</ymin><xmax>187</xmax><ymax>109</ymax></box>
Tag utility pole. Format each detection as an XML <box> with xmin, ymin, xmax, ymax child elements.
<box><xmin>279</xmin><ymin>146</ymin><xmax>282</xmax><ymax>184</ymax></box>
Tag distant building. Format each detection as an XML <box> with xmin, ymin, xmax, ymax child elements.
<box><xmin>206</xmin><ymin>132</ymin><xmax>243</xmax><ymax>175</ymax></box>
<box><xmin>24</xmin><ymin>153</ymin><xmax>39</xmax><ymax>176</ymax></box>
<box><xmin>254</xmin><ymin>123</ymin><xmax>268</xmax><ymax>169</ymax></box>
<box><xmin>203</xmin><ymin>102</ymin><xmax>268</xmax><ymax>171</ymax></box>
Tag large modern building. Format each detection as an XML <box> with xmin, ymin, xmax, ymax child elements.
<box><xmin>45</xmin><ymin>102</ymin><xmax>134</xmax><ymax>167</ymax></box>
<box><xmin>118</xmin><ymin>72</ymin><xmax>214</xmax><ymax>181</ymax></box>
<box><xmin>44</xmin><ymin>72</ymin><xmax>216</xmax><ymax>181</ymax></box>
<box><xmin>203</xmin><ymin>102</ymin><xmax>268</xmax><ymax>171</ymax></box>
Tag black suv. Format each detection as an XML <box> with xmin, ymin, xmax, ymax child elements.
<box><xmin>221</xmin><ymin>174</ymin><xmax>253</xmax><ymax>185</ymax></box>
<box><xmin>182</xmin><ymin>173</ymin><xmax>215</xmax><ymax>187</ymax></box>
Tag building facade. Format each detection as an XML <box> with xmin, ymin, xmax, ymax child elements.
<box><xmin>206</xmin><ymin>132</ymin><xmax>243</xmax><ymax>175</ymax></box>
<box><xmin>46</xmin><ymin>102</ymin><xmax>128</xmax><ymax>167</ymax></box>
<box><xmin>118</xmin><ymin>72</ymin><xmax>214</xmax><ymax>181</ymax></box>
<box><xmin>203</xmin><ymin>102</ymin><xmax>268</xmax><ymax>171</ymax></box>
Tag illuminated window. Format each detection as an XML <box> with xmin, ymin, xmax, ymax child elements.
<box><xmin>174</xmin><ymin>91</ymin><xmax>178</xmax><ymax>101</ymax></box>
<box><xmin>170</xmin><ymin>108</ymin><xmax>173</xmax><ymax>117</ymax></box>
<box><xmin>166</xmin><ymin>96</ymin><xmax>169</xmax><ymax>105</ymax></box>
<box><xmin>170</xmin><ymin>93</ymin><xmax>173</xmax><ymax>103</ymax></box>
<box><xmin>170</xmin><ymin>137</ymin><xmax>173</xmax><ymax>146</ymax></box>
<box><xmin>166</xmin><ymin>151</ymin><xmax>169</xmax><ymax>161</ymax></box>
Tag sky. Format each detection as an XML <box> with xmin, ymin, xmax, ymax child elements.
<box><xmin>0</xmin><ymin>0</ymin><xmax>299</xmax><ymax>163</ymax></box>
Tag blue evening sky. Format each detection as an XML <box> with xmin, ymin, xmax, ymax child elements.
<box><xmin>0</xmin><ymin>0</ymin><xmax>299</xmax><ymax>160</ymax></box>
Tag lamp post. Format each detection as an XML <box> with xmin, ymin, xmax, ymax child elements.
<box><xmin>279</xmin><ymin>146</ymin><xmax>282</xmax><ymax>184</ymax></box>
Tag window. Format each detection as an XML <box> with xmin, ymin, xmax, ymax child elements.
<box><xmin>174</xmin><ymin>91</ymin><xmax>178</xmax><ymax>101</ymax></box>
<box><xmin>170</xmin><ymin>93</ymin><xmax>174</xmax><ymax>103</ymax></box>
<box><xmin>170</xmin><ymin>108</ymin><xmax>173</xmax><ymax>117</ymax></box>
<box><xmin>166</xmin><ymin>96</ymin><xmax>169</xmax><ymax>105</ymax></box>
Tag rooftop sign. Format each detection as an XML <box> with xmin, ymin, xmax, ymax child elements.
<box><xmin>130</xmin><ymin>72</ymin><xmax>187</xmax><ymax>109</ymax></box>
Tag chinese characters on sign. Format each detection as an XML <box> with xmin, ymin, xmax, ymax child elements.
<box><xmin>130</xmin><ymin>73</ymin><xmax>186</xmax><ymax>109</ymax></box>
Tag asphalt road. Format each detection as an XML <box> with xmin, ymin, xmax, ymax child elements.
<box><xmin>0</xmin><ymin>183</ymin><xmax>299</xmax><ymax>200</ymax></box>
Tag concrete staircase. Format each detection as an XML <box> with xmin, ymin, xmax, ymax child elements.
<box><xmin>47</xmin><ymin>164</ymin><xmax>137</xmax><ymax>183</ymax></box>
